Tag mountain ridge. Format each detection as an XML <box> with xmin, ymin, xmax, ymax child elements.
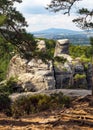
<box><xmin>32</xmin><ymin>28</ymin><xmax>83</xmax><ymax>35</ymax></box>
<box><xmin>32</xmin><ymin>28</ymin><xmax>93</xmax><ymax>45</ymax></box>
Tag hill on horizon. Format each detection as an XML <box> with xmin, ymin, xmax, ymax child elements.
<box><xmin>32</xmin><ymin>28</ymin><xmax>83</xmax><ymax>35</ymax></box>
<box><xmin>32</xmin><ymin>28</ymin><xmax>93</xmax><ymax>45</ymax></box>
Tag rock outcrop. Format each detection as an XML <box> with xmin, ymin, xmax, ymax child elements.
<box><xmin>53</xmin><ymin>39</ymin><xmax>92</xmax><ymax>89</ymax></box>
<box><xmin>37</xmin><ymin>40</ymin><xmax>46</xmax><ymax>52</ymax></box>
<box><xmin>7</xmin><ymin>39</ymin><xmax>92</xmax><ymax>91</ymax></box>
<box><xmin>7</xmin><ymin>56</ymin><xmax>55</xmax><ymax>92</ymax></box>
<box><xmin>54</xmin><ymin>39</ymin><xmax>70</xmax><ymax>57</ymax></box>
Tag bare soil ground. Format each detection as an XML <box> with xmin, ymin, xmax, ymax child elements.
<box><xmin>1</xmin><ymin>94</ymin><xmax>93</xmax><ymax>130</ymax></box>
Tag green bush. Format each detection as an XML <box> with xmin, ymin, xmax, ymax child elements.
<box><xmin>74</xmin><ymin>74</ymin><xmax>86</xmax><ymax>80</ymax></box>
<box><xmin>50</xmin><ymin>92</ymin><xmax>70</xmax><ymax>108</ymax></box>
<box><xmin>80</xmin><ymin>55</ymin><xmax>91</xmax><ymax>63</ymax></box>
<box><xmin>11</xmin><ymin>93</ymin><xmax>70</xmax><ymax>117</ymax></box>
<box><xmin>54</xmin><ymin>56</ymin><xmax>67</xmax><ymax>63</ymax></box>
<box><xmin>0</xmin><ymin>77</ymin><xmax>18</xmax><ymax>94</ymax></box>
<box><xmin>69</xmin><ymin>44</ymin><xmax>92</xmax><ymax>59</ymax></box>
<box><xmin>0</xmin><ymin>39</ymin><xmax>16</xmax><ymax>81</ymax></box>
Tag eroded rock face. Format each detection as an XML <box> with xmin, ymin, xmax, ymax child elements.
<box><xmin>54</xmin><ymin>56</ymin><xmax>93</xmax><ymax>89</ymax></box>
<box><xmin>7</xmin><ymin>55</ymin><xmax>55</xmax><ymax>92</ymax></box>
<box><xmin>74</xmin><ymin>63</ymin><xmax>84</xmax><ymax>74</ymax></box>
<box><xmin>54</xmin><ymin>39</ymin><xmax>70</xmax><ymax>57</ymax></box>
<box><xmin>7</xmin><ymin>55</ymin><xmax>27</xmax><ymax>78</ymax></box>
<box><xmin>53</xmin><ymin>39</ymin><xmax>92</xmax><ymax>89</ymax></box>
<box><xmin>86</xmin><ymin>63</ymin><xmax>93</xmax><ymax>89</ymax></box>
<box><xmin>7</xmin><ymin>39</ymin><xmax>92</xmax><ymax>91</ymax></box>
<box><xmin>37</xmin><ymin>40</ymin><xmax>46</xmax><ymax>52</ymax></box>
<box><xmin>54</xmin><ymin>61</ymin><xmax>72</xmax><ymax>89</ymax></box>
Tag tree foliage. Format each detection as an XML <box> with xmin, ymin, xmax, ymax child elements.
<box><xmin>0</xmin><ymin>0</ymin><xmax>36</xmax><ymax>58</ymax></box>
<box><xmin>47</xmin><ymin>0</ymin><xmax>93</xmax><ymax>30</ymax></box>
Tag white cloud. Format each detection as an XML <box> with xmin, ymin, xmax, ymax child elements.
<box><xmin>26</xmin><ymin>13</ymin><xmax>80</xmax><ymax>32</ymax></box>
<box><xmin>15</xmin><ymin>0</ymin><xmax>50</xmax><ymax>11</ymax></box>
<box><xmin>77</xmin><ymin>0</ymin><xmax>93</xmax><ymax>10</ymax></box>
<box><xmin>14</xmin><ymin>0</ymin><xmax>93</xmax><ymax>32</ymax></box>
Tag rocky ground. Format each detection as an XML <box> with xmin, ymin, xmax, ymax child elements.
<box><xmin>1</xmin><ymin>92</ymin><xmax>93</xmax><ymax>130</ymax></box>
<box><xmin>10</xmin><ymin>89</ymin><xmax>91</xmax><ymax>101</ymax></box>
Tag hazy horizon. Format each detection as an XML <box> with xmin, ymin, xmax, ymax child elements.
<box><xmin>31</xmin><ymin>27</ymin><xmax>83</xmax><ymax>33</ymax></box>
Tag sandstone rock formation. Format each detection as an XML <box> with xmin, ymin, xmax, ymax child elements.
<box><xmin>54</xmin><ymin>39</ymin><xmax>70</xmax><ymax>57</ymax></box>
<box><xmin>54</xmin><ymin>57</ymin><xmax>92</xmax><ymax>89</ymax></box>
<box><xmin>53</xmin><ymin>39</ymin><xmax>92</xmax><ymax>89</ymax></box>
<box><xmin>7</xmin><ymin>39</ymin><xmax>92</xmax><ymax>91</ymax></box>
<box><xmin>7</xmin><ymin>56</ymin><xmax>55</xmax><ymax>92</ymax></box>
<box><xmin>37</xmin><ymin>40</ymin><xmax>46</xmax><ymax>52</ymax></box>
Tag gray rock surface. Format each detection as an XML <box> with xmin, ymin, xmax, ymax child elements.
<box><xmin>7</xmin><ymin>39</ymin><xmax>92</xmax><ymax>91</ymax></box>
<box><xmin>54</xmin><ymin>39</ymin><xmax>70</xmax><ymax>57</ymax></box>
<box><xmin>37</xmin><ymin>40</ymin><xmax>46</xmax><ymax>52</ymax></box>
<box><xmin>7</xmin><ymin>56</ymin><xmax>55</xmax><ymax>92</ymax></box>
<box><xmin>7</xmin><ymin>55</ymin><xmax>27</xmax><ymax>78</ymax></box>
<box><xmin>10</xmin><ymin>89</ymin><xmax>91</xmax><ymax>101</ymax></box>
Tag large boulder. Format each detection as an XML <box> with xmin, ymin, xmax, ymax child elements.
<box><xmin>54</xmin><ymin>39</ymin><xmax>72</xmax><ymax>88</ymax></box>
<box><xmin>7</xmin><ymin>55</ymin><xmax>55</xmax><ymax>92</ymax></box>
<box><xmin>37</xmin><ymin>40</ymin><xmax>46</xmax><ymax>52</ymax></box>
<box><xmin>54</xmin><ymin>39</ymin><xmax>70</xmax><ymax>57</ymax></box>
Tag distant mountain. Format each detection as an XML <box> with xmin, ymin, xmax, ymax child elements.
<box><xmin>32</xmin><ymin>28</ymin><xmax>93</xmax><ymax>45</ymax></box>
<box><xmin>33</xmin><ymin>28</ymin><xmax>82</xmax><ymax>35</ymax></box>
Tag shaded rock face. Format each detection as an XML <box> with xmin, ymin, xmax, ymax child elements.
<box><xmin>7</xmin><ymin>55</ymin><xmax>55</xmax><ymax>92</ymax></box>
<box><xmin>53</xmin><ymin>39</ymin><xmax>92</xmax><ymax>89</ymax></box>
<box><xmin>74</xmin><ymin>63</ymin><xmax>84</xmax><ymax>74</ymax></box>
<box><xmin>54</xmin><ymin>61</ymin><xmax>90</xmax><ymax>89</ymax></box>
<box><xmin>86</xmin><ymin>63</ymin><xmax>93</xmax><ymax>89</ymax></box>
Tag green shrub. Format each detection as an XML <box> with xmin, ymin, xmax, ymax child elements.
<box><xmin>50</xmin><ymin>92</ymin><xmax>70</xmax><ymax>108</ymax></box>
<box><xmin>11</xmin><ymin>96</ymin><xmax>29</xmax><ymax>117</ymax></box>
<box><xmin>69</xmin><ymin>44</ymin><xmax>92</xmax><ymax>61</ymax></box>
<box><xmin>74</xmin><ymin>74</ymin><xmax>86</xmax><ymax>80</ymax></box>
<box><xmin>11</xmin><ymin>93</ymin><xmax>70</xmax><ymax>117</ymax></box>
<box><xmin>0</xmin><ymin>77</ymin><xmax>18</xmax><ymax>94</ymax></box>
<box><xmin>80</xmin><ymin>55</ymin><xmax>91</xmax><ymax>63</ymax></box>
<box><xmin>54</xmin><ymin>56</ymin><xmax>67</xmax><ymax>63</ymax></box>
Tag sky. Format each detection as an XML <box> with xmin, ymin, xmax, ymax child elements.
<box><xmin>15</xmin><ymin>0</ymin><xmax>93</xmax><ymax>32</ymax></box>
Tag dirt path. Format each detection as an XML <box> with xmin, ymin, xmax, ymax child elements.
<box><xmin>1</xmin><ymin>95</ymin><xmax>93</xmax><ymax>130</ymax></box>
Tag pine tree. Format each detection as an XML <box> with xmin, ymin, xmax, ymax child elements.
<box><xmin>47</xmin><ymin>0</ymin><xmax>93</xmax><ymax>30</ymax></box>
<box><xmin>0</xmin><ymin>0</ymin><xmax>36</xmax><ymax>58</ymax></box>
